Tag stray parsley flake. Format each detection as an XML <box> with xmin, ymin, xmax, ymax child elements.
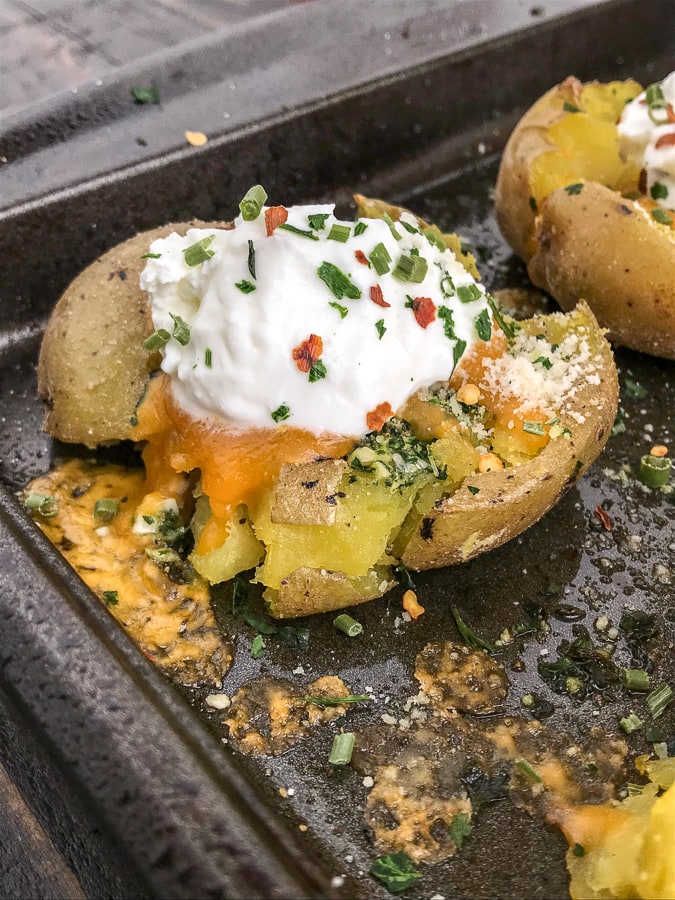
<box><xmin>317</xmin><ymin>262</ymin><xmax>361</xmax><ymax>299</ymax></box>
<box><xmin>474</xmin><ymin>308</ymin><xmax>492</xmax><ymax>341</ymax></box>
<box><xmin>651</xmin><ymin>182</ymin><xmax>669</xmax><ymax>201</ymax></box>
<box><xmin>235</xmin><ymin>279</ymin><xmax>256</xmax><ymax>293</ymax></box>
<box><xmin>307</xmin><ymin>213</ymin><xmax>329</xmax><ymax>230</ymax></box>
<box><xmin>308</xmin><ymin>359</ymin><xmax>327</xmax><ymax>382</ymax></box>
<box><xmin>102</xmin><ymin>590</ymin><xmax>119</xmax><ymax>606</ymax></box>
<box><xmin>271</xmin><ymin>404</ymin><xmax>291</xmax><ymax>423</ymax></box>
<box><xmin>375</xmin><ymin>318</ymin><xmax>386</xmax><ymax>339</ymax></box>
<box><xmin>250</xmin><ymin>634</ymin><xmax>265</xmax><ymax>659</ymax></box>
<box><xmin>437</xmin><ymin>305</ymin><xmax>457</xmax><ymax>339</ymax></box>
<box><xmin>369</xmin><ymin>852</ymin><xmax>420</xmax><ymax>893</ymax></box>
<box><xmin>278</xmin><ymin>222</ymin><xmax>319</xmax><ymax>240</ymax></box>
<box><xmin>448</xmin><ymin>812</ymin><xmax>472</xmax><ymax>849</ymax></box>
<box><xmin>353</xmin><ymin>221</ymin><xmax>368</xmax><ymax>236</ymax></box>
<box><xmin>329</xmin><ymin>301</ymin><xmax>349</xmax><ymax>319</ymax></box>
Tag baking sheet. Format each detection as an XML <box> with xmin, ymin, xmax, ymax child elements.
<box><xmin>0</xmin><ymin>1</ymin><xmax>674</xmax><ymax>896</ymax></box>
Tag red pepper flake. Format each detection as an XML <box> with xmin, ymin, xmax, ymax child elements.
<box><xmin>639</xmin><ymin>167</ymin><xmax>648</xmax><ymax>195</ymax></box>
<box><xmin>292</xmin><ymin>333</ymin><xmax>323</xmax><ymax>373</ymax></box>
<box><xmin>265</xmin><ymin>205</ymin><xmax>288</xmax><ymax>235</ymax></box>
<box><xmin>655</xmin><ymin>131</ymin><xmax>675</xmax><ymax>150</ymax></box>
<box><xmin>411</xmin><ymin>296</ymin><xmax>436</xmax><ymax>328</ymax></box>
<box><xmin>366</xmin><ymin>401</ymin><xmax>393</xmax><ymax>432</ymax></box>
<box><xmin>354</xmin><ymin>249</ymin><xmax>369</xmax><ymax>266</ymax></box>
<box><xmin>594</xmin><ymin>505</ymin><xmax>612</xmax><ymax>531</ymax></box>
<box><xmin>370</xmin><ymin>284</ymin><xmax>390</xmax><ymax>308</ymax></box>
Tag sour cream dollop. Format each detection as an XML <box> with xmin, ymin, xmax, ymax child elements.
<box><xmin>618</xmin><ymin>70</ymin><xmax>675</xmax><ymax>210</ymax></box>
<box><xmin>140</xmin><ymin>204</ymin><xmax>493</xmax><ymax>436</ymax></box>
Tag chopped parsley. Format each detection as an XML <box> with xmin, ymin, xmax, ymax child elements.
<box><xmin>565</xmin><ymin>182</ymin><xmax>584</xmax><ymax>195</ymax></box>
<box><xmin>278</xmin><ymin>222</ymin><xmax>319</xmax><ymax>240</ymax></box>
<box><xmin>652</xmin><ymin>207</ymin><xmax>673</xmax><ymax>226</ymax></box>
<box><xmin>353</xmin><ymin>221</ymin><xmax>368</xmax><ymax>236</ymax></box>
<box><xmin>437</xmin><ymin>304</ymin><xmax>457</xmax><ymax>339</ymax></box>
<box><xmin>317</xmin><ymin>262</ymin><xmax>362</xmax><ymax>299</ymax></box>
<box><xmin>102</xmin><ymin>590</ymin><xmax>119</xmax><ymax>606</ymax></box>
<box><xmin>375</xmin><ymin>318</ymin><xmax>386</xmax><ymax>339</ymax></box>
<box><xmin>563</xmin><ymin>101</ymin><xmax>582</xmax><ymax>113</ymax></box>
<box><xmin>369</xmin><ymin>852</ymin><xmax>420</xmax><ymax>893</ymax></box>
<box><xmin>349</xmin><ymin>417</ymin><xmax>445</xmax><ymax>490</ymax></box>
<box><xmin>308</xmin><ymin>359</ymin><xmax>327</xmax><ymax>382</ymax></box>
<box><xmin>651</xmin><ymin>181</ymin><xmax>669</xmax><ymax>201</ymax></box>
<box><xmin>250</xmin><ymin>634</ymin><xmax>265</xmax><ymax>659</ymax></box>
<box><xmin>448</xmin><ymin>812</ymin><xmax>472</xmax><ymax>849</ymax></box>
<box><xmin>235</xmin><ymin>279</ymin><xmax>256</xmax><ymax>294</ymax></box>
<box><xmin>474</xmin><ymin>308</ymin><xmax>492</xmax><ymax>341</ymax></box>
<box><xmin>533</xmin><ymin>355</ymin><xmax>553</xmax><ymax>369</ymax></box>
<box><xmin>329</xmin><ymin>301</ymin><xmax>349</xmax><ymax>318</ymax></box>
<box><xmin>271</xmin><ymin>404</ymin><xmax>291</xmax><ymax>423</ymax></box>
<box><xmin>307</xmin><ymin>212</ymin><xmax>329</xmax><ymax>231</ymax></box>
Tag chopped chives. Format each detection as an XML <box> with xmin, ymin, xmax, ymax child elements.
<box><xmin>514</xmin><ymin>758</ymin><xmax>542</xmax><ymax>783</ymax></box>
<box><xmin>451</xmin><ymin>605</ymin><xmax>494</xmax><ymax>652</ymax></box>
<box><xmin>620</xmin><ymin>668</ymin><xmax>651</xmax><ymax>692</ymax></box>
<box><xmin>247</xmin><ymin>239</ymin><xmax>256</xmax><ymax>279</ymax></box>
<box><xmin>317</xmin><ymin>262</ymin><xmax>361</xmax><ymax>300</ymax></box>
<box><xmin>619</xmin><ymin>711</ymin><xmax>643</xmax><ymax>734</ymax></box>
<box><xmin>382</xmin><ymin>212</ymin><xmax>402</xmax><ymax>240</ymax></box>
<box><xmin>143</xmin><ymin>328</ymin><xmax>171</xmax><ymax>351</ymax></box>
<box><xmin>534</xmin><ymin>356</ymin><xmax>553</xmax><ymax>369</ymax></box>
<box><xmin>140</xmin><ymin>252</ymin><xmax>161</xmax><ymax>259</ymax></box>
<box><xmin>353</xmin><ymin>221</ymin><xmax>368</xmax><ymax>236</ymax></box>
<box><xmin>439</xmin><ymin>270</ymin><xmax>456</xmax><ymax>297</ymax></box>
<box><xmin>239</xmin><ymin>184</ymin><xmax>268</xmax><ymax>221</ymax></box>
<box><xmin>457</xmin><ymin>283</ymin><xmax>482</xmax><ymax>303</ymax></box>
<box><xmin>277</xmin><ymin>222</ymin><xmax>319</xmax><ymax>240</ymax></box>
<box><xmin>327</xmin><ymin>223</ymin><xmax>351</xmax><ymax>243</ymax></box>
<box><xmin>170</xmin><ymin>313</ymin><xmax>190</xmax><ymax>345</ymax></box>
<box><xmin>94</xmin><ymin>498</ymin><xmax>120</xmax><ymax>522</ymax></box>
<box><xmin>205</xmin><ymin>347</ymin><xmax>212</xmax><ymax>368</ymax></box>
<box><xmin>639</xmin><ymin>455</ymin><xmax>671</xmax><ymax>488</ymax></box>
<box><xmin>523</xmin><ymin>420</ymin><xmax>546</xmax><ymax>436</ymax></box>
<box><xmin>487</xmin><ymin>294</ymin><xmax>519</xmax><ymax>340</ymax></box>
<box><xmin>392</xmin><ymin>253</ymin><xmax>427</xmax><ymax>283</ymax></box>
<box><xmin>235</xmin><ymin>280</ymin><xmax>256</xmax><ymax>294</ymax></box>
<box><xmin>301</xmin><ymin>694</ymin><xmax>370</xmax><ymax>707</ymax></box>
<box><xmin>329</xmin><ymin>732</ymin><xmax>355</xmax><ymax>765</ymax></box>
<box><xmin>328</xmin><ymin>301</ymin><xmax>349</xmax><ymax>319</ymax></box>
<box><xmin>400</xmin><ymin>219</ymin><xmax>419</xmax><ymax>235</ymax></box>
<box><xmin>646</xmin><ymin>683</ymin><xmax>673</xmax><ymax>719</ymax></box>
<box><xmin>452</xmin><ymin>339</ymin><xmax>467</xmax><ymax>371</ymax></box>
<box><xmin>183</xmin><ymin>234</ymin><xmax>216</xmax><ymax>267</ymax></box>
<box><xmin>24</xmin><ymin>493</ymin><xmax>59</xmax><ymax>518</ymax></box>
<box><xmin>369</xmin><ymin>242</ymin><xmax>392</xmax><ymax>275</ymax></box>
<box><xmin>333</xmin><ymin>614</ymin><xmax>363</xmax><ymax>637</ymax></box>
<box><xmin>423</xmin><ymin>228</ymin><xmax>446</xmax><ymax>251</ymax></box>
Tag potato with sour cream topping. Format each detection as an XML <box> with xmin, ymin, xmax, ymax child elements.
<box><xmin>35</xmin><ymin>189</ymin><xmax>618</xmax><ymax>618</ymax></box>
<box><xmin>495</xmin><ymin>73</ymin><xmax>675</xmax><ymax>359</ymax></box>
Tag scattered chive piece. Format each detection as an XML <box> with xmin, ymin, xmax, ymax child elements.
<box><xmin>645</xmin><ymin>82</ymin><xmax>668</xmax><ymax>123</ymax></box>
<box><xmin>170</xmin><ymin>313</ymin><xmax>190</xmax><ymax>345</ymax></box>
<box><xmin>620</xmin><ymin>711</ymin><xmax>643</xmax><ymax>734</ymax></box>
<box><xmin>141</xmin><ymin>252</ymin><xmax>162</xmax><ymax>259</ymax></box>
<box><xmin>534</xmin><ymin>356</ymin><xmax>553</xmax><ymax>369</ymax></box>
<box><xmin>572</xmin><ymin>843</ymin><xmax>585</xmax><ymax>858</ymax></box>
<box><xmin>271</xmin><ymin>404</ymin><xmax>291</xmax><ymax>423</ymax></box>
<box><xmin>247</xmin><ymin>239</ymin><xmax>256</xmax><ymax>279</ymax></box>
<box><xmin>639</xmin><ymin>455</ymin><xmax>672</xmax><ymax>488</ymax></box>
<box><xmin>94</xmin><ymin>498</ymin><xmax>120</xmax><ymax>522</ymax></box>
<box><xmin>369</xmin><ymin>852</ymin><xmax>420</xmax><ymax>893</ymax></box>
<box><xmin>205</xmin><ymin>348</ymin><xmax>212</xmax><ymax>368</ymax></box>
<box><xmin>250</xmin><ymin>634</ymin><xmax>265</xmax><ymax>659</ymax></box>
<box><xmin>24</xmin><ymin>493</ymin><xmax>59</xmax><ymax>518</ymax></box>
<box><xmin>439</xmin><ymin>270</ymin><xmax>456</xmax><ymax>298</ymax></box>
<box><xmin>131</xmin><ymin>85</ymin><xmax>160</xmax><ymax>104</ymax></box>
<box><xmin>375</xmin><ymin>319</ymin><xmax>386</xmax><ymax>339</ymax></box>
<box><xmin>382</xmin><ymin>212</ymin><xmax>402</xmax><ymax>240</ymax></box>
<box><xmin>448</xmin><ymin>812</ymin><xmax>472</xmax><ymax>849</ymax></box>
<box><xmin>652</xmin><ymin>207</ymin><xmax>673</xmax><ymax>226</ymax></box>
<box><xmin>307</xmin><ymin>212</ymin><xmax>329</xmax><ymax>230</ymax></box>
<box><xmin>317</xmin><ymin>262</ymin><xmax>362</xmax><ymax>300</ymax></box>
<box><xmin>369</xmin><ymin>242</ymin><xmax>392</xmax><ymax>275</ymax></box>
<box><xmin>102</xmin><ymin>590</ymin><xmax>119</xmax><ymax>606</ymax></box>
<box><xmin>621</xmin><ymin>668</ymin><xmax>651</xmax><ymax>692</ymax></box>
<box><xmin>278</xmin><ymin>222</ymin><xmax>319</xmax><ymax>240</ymax></box>
<box><xmin>308</xmin><ymin>359</ymin><xmax>327</xmax><ymax>382</ymax></box>
<box><xmin>423</xmin><ymin>227</ymin><xmax>446</xmax><ymax>250</ymax></box>
<box><xmin>353</xmin><ymin>221</ymin><xmax>368</xmax><ymax>236</ymax></box>
<box><xmin>452</xmin><ymin>339</ymin><xmax>467</xmax><ymax>371</ymax></box>
<box><xmin>523</xmin><ymin>420</ymin><xmax>546</xmax><ymax>436</ymax></box>
<box><xmin>239</xmin><ymin>184</ymin><xmax>268</xmax><ymax>221</ymax></box>
<box><xmin>328</xmin><ymin>732</ymin><xmax>356</xmax><ymax>766</ymax></box>
<box><xmin>143</xmin><ymin>328</ymin><xmax>171</xmax><ymax>351</ymax></box>
<box><xmin>487</xmin><ymin>294</ymin><xmax>519</xmax><ymax>340</ymax></box>
<box><xmin>327</xmin><ymin>223</ymin><xmax>351</xmax><ymax>243</ymax></box>
<box><xmin>329</xmin><ymin>301</ymin><xmax>349</xmax><ymax>318</ymax></box>
<box><xmin>400</xmin><ymin>219</ymin><xmax>419</xmax><ymax>235</ymax></box>
<box><xmin>514</xmin><ymin>758</ymin><xmax>542</xmax><ymax>783</ymax></box>
<box><xmin>451</xmin><ymin>605</ymin><xmax>494</xmax><ymax>652</ymax></box>
<box><xmin>301</xmin><ymin>694</ymin><xmax>370</xmax><ymax>707</ymax></box>
<box><xmin>183</xmin><ymin>234</ymin><xmax>216</xmax><ymax>267</ymax></box>
<box><xmin>437</xmin><ymin>305</ymin><xmax>457</xmax><ymax>339</ymax></box>
<box><xmin>467</xmin><ymin>485</ymin><xmax>480</xmax><ymax>495</ymax></box>
<box><xmin>392</xmin><ymin>253</ymin><xmax>427</xmax><ymax>283</ymax></box>
<box><xmin>235</xmin><ymin>279</ymin><xmax>256</xmax><ymax>294</ymax></box>
<box><xmin>474</xmin><ymin>308</ymin><xmax>492</xmax><ymax>341</ymax></box>
<box><xmin>333</xmin><ymin>614</ymin><xmax>363</xmax><ymax>637</ymax></box>
<box><xmin>563</xmin><ymin>101</ymin><xmax>582</xmax><ymax>113</ymax></box>
<box><xmin>565</xmin><ymin>182</ymin><xmax>584</xmax><ymax>195</ymax></box>
<box><xmin>457</xmin><ymin>284</ymin><xmax>482</xmax><ymax>303</ymax></box>
<box><xmin>651</xmin><ymin>182</ymin><xmax>669</xmax><ymax>201</ymax></box>
<box><xmin>646</xmin><ymin>683</ymin><xmax>673</xmax><ymax>720</ymax></box>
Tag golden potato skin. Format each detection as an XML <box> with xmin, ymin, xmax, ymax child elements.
<box><xmin>529</xmin><ymin>183</ymin><xmax>675</xmax><ymax>359</ymax></box>
<box><xmin>38</xmin><ymin>220</ymin><xmax>226</xmax><ymax>446</ymax></box>
<box><xmin>400</xmin><ymin>302</ymin><xmax>617</xmax><ymax>570</ymax></box>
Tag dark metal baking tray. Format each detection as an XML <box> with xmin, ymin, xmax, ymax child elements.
<box><xmin>1</xmin><ymin>0</ymin><xmax>674</xmax><ymax>897</ymax></box>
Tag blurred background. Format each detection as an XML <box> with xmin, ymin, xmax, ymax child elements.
<box><xmin>1</xmin><ymin>0</ymin><xmax>313</xmax><ymax>117</ymax></box>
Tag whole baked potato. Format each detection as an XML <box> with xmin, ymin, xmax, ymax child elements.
<box><xmin>495</xmin><ymin>75</ymin><xmax>675</xmax><ymax>360</ymax></box>
<box><xmin>34</xmin><ymin>196</ymin><xmax>618</xmax><ymax>619</ymax></box>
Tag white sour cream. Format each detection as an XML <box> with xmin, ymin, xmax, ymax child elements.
<box><xmin>140</xmin><ymin>203</ymin><xmax>493</xmax><ymax>436</ymax></box>
<box><xmin>618</xmin><ymin>71</ymin><xmax>675</xmax><ymax>209</ymax></box>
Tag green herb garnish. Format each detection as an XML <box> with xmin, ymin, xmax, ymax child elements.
<box><xmin>247</xmin><ymin>239</ymin><xmax>256</xmax><ymax>279</ymax></box>
<box><xmin>467</xmin><ymin>485</ymin><xmax>480</xmax><ymax>495</ymax></box>
<box><xmin>183</xmin><ymin>234</ymin><xmax>216</xmax><ymax>267</ymax></box>
<box><xmin>235</xmin><ymin>280</ymin><xmax>256</xmax><ymax>294</ymax></box>
<box><xmin>307</xmin><ymin>213</ymin><xmax>329</xmax><ymax>231</ymax></box>
<box><xmin>327</xmin><ymin>223</ymin><xmax>351</xmax><ymax>243</ymax></box>
<box><xmin>131</xmin><ymin>85</ymin><xmax>160</xmax><ymax>104</ymax></box>
<box><xmin>619</xmin><ymin>711</ymin><xmax>643</xmax><ymax>734</ymax></box>
<box><xmin>170</xmin><ymin>313</ymin><xmax>190</xmax><ymax>345</ymax></box>
<box><xmin>329</xmin><ymin>732</ymin><xmax>356</xmax><ymax>766</ymax></box>
<box><xmin>278</xmin><ymin>222</ymin><xmax>319</xmax><ymax>240</ymax></box>
<box><xmin>24</xmin><ymin>493</ymin><xmax>59</xmax><ymax>518</ymax></box>
<box><xmin>639</xmin><ymin>455</ymin><xmax>672</xmax><ymax>488</ymax></box>
<box><xmin>141</xmin><ymin>252</ymin><xmax>162</xmax><ymax>259</ymax></box>
<box><xmin>369</xmin><ymin>852</ymin><xmax>420</xmax><ymax>893</ymax></box>
<box><xmin>143</xmin><ymin>328</ymin><xmax>171</xmax><ymax>352</ymax></box>
<box><xmin>620</xmin><ymin>668</ymin><xmax>651</xmax><ymax>692</ymax></box>
<box><xmin>457</xmin><ymin>284</ymin><xmax>482</xmax><ymax>303</ymax></box>
<box><xmin>534</xmin><ymin>356</ymin><xmax>553</xmax><ymax>369</ymax></box>
<box><xmin>353</xmin><ymin>221</ymin><xmax>368</xmax><ymax>236</ymax></box>
<box><xmin>645</xmin><ymin>81</ymin><xmax>668</xmax><ymax>124</ymax></box>
<box><xmin>382</xmin><ymin>212</ymin><xmax>402</xmax><ymax>241</ymax></box>
<box><xmin>652</xmin><ymin>207</ymin><xmax>673</xmax><ymax>226</ymax></box>
<box><xmin>94</xmin><ymin>498</ymin><xmax>120</xmax><ymax>522</ymax></box>
<box><xmin>102</xmin><ymin>590</ymin><xmax>119</xmax><ymax>606</ymax></box>
<box><xmin>437</xmin><ymin>304</ymin><xmax>456</xmax><ymax>339</ymax></box>
<box><xmin>302</xmin><ymin>694</ymin><xmax>370</xmax><ymax>707</ymax></box>
<box><xmin>329</xmin><ymin>301</ymin><xmax>349</xmax><ymax>318</ymax></box>
<box><xmin>448</xmin><ymin>812</ymin><xmax>472</xmax><ymax>849</ymax></box>
<box><xmin>646</xmin><ymin>683</ymin><xmax>673</xmax><ymax>719</ymax></box>
<box><xmin>514</xmin><ymin>758</ymin><xmax>542</xmax><ymax>783</ymax></box>
<box><xmin>651</xmin><ymin>182</ymin><xmax>669</xmax><ymax>201</ymax></box>
<box><xmin>474</xmin><ymin>308</ymin><xmax>492</xmax><ymax>341</ymax></box>
<box><xmin>333</xmin><ymin>614</ymin><xmax>363</xmax><ymax>637</ymax></box>
<box><xmin>392</xmin><ymin>253</ymin><xmax>428</xmax><ymax>283</ymax></box>
<box><xmin>572</xmin><ymin>843</ymin><xmax>585</xmax><ymax>858</ymax></box>
<box><xmin>204</xmin><ymin>348</ymin><xmax>212</xmax><ymax>368</ymax></box>
<box><xmin>375</xmin><ymin>319</ymin><xmax>386</xmax><ymax>340</ymax></box>
<box><xmin>308</xmin><ymin>359</ymin><xmax>327</xmax><ymax>382</ymax></box>
<box><xmin>451</xmin><ymin>606</ymin><xmax>494</xmax><ymax>653</ymax></box>
<box><xmin>369</xmin><ymin>242</ymin><xmax>392</xmax><ymax>275</ymax></box>
<box><xmin>317</xmin><ymin>262</ymin><xmax>361</xmax><ymax>300</ymax></box>
<box><xmin>563</xmin><ymin>102</ymin><xmax>581</xmax><ymax>113</ymax></box>
<box><xmin>271</xmin><ymin>404</ymin><xmax>291</xmax><ymax>423</ymax></box>
<box><xmin>250</xmin><ymin>634</ymin><xmax>265</xmax><ymax>659</ymax></box>
<box><xmin>523</xmin><ymin>420</ymin><xmax>546</xmax><ymax>436</ymax></box>
<box><xmin>487</xmin><ymin>294</ymin><xmax>519</xmax><ymax>340</ymax></box>
<box><xmin>239</xmin><ymin>185</ymin><xmax>268</xmax><ymax>221</ymax></box>
<box><xmin>565</xmin><ymin>182</ymin><xmax>584</xmax><ymax>195</ymax></box>
<box><xmin>452</xmin><ymin>339</ymin><xmax>467</xmax><ymax>371</ymax></box>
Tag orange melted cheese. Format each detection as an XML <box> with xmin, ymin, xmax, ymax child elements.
<box><xmin>131</xmin><ymin>374</ymin><xmax>356</xmax><ymax>553</ymax></box>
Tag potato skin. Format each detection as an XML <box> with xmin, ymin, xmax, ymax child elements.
<box><xmin>529</xmin><ymin>183</ymin><xmax>675</xmax><ymax>359</ymax></box>
<box><xmin>38</xmin><ymin>221</ymin><xmax>226</xmax><ymax>446</ymax></box>
<box><xmin>400</xmin><ymin>302</ymin><xmax>617</xmax><ymax>570</ymax></box>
